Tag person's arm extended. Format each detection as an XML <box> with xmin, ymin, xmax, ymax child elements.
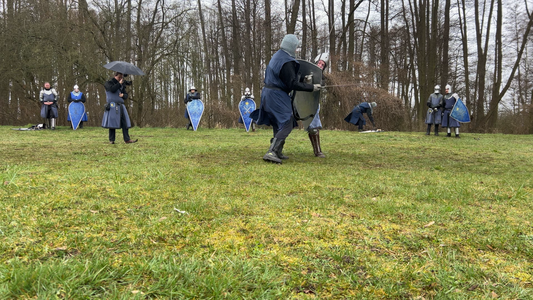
<box><xmin>279</xmin><ymin>62</ymin><xmax>314</xmax><ymax>92</ymax></box>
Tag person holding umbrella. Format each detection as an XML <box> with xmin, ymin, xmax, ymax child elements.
<box><xmin>101</xmin><ymin>72</ymin><xmax>137</xmax><ymax>144</ymax></box>
<box><xmin>101</xmin><ymin>61</ymin><xmax>144</xmax><ymax>144</ymax></box>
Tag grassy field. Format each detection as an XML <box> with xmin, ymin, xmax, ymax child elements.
<box><xmin>0</xmin><ymin>125</ymin><xmax>532</xmax><ymax>299</ymax></box>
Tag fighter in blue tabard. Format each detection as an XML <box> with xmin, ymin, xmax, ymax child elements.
<box><xmin>39</xmin><ymin>82</ymin><xmax>59</xmax><ymax>129</ymax></box>
<box><xmin>184</xmin><ymin>86</ymin><xmax>200</xmax><ymax>130</ymax></box>
<box><xmin>440</xmin><ymin>84</ymin><xmax>461</xmax><ymax>138</ymax></box>
<box><xmin>238</xmin><ymin>87</ymin><xmax>256</xmax><ymax>132</ymax></box>
<box><xmin>250</xmin><ymin>34</ymin><xmax>322</xmax><ymax>164</ymax></box>
<box><xmin>68</xmin><ymin>85</ymin><xmax>88</xmax><ymax>128</ymax></box>
<box><xmin>344</xmin><ymin>101</ymin><xmax>377</xmax><ymax>131</ymax></box>
<box><xmin>425</xmin><ymin>85</ymin><xmax>443</xmax><ymax>136</ymax></box>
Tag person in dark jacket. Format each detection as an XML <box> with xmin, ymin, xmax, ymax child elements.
<box><xmin>250</xmin><ymin>34</ymin><xmax>322</xmax><ymax>164</ymax></box>
<box><xmin>101</xmin><ymin>72</ymin><xmax>137</xmax><ymax>144</ymax></box>
<box><xmin>67</xmin><ymin>85</ymin><xmax>88</xmax><ymax>128</ymax></box>
<box><xmin>39</xmin><ymin>82</ymin><xmax>59</xmax><ymax>129</ymax></box>
<box><xmin>184</xmin><ymin>86</ymin><xmax>200</xmax><ymax>130</ymax></box>
<box><xmin>344</xmin><ymin>102</ymin><xmax>377</xmax><ymax>131</ymax></box>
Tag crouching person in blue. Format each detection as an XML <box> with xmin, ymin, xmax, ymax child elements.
<box><xmin>441</xmin><ymin>84</ymin><xmax>461</xmax><ymax>138</ymax></box>
<box><xmin>344</xmin><ymin>101</ymin><xmax>377</xmax><ymax>131</ymax></box>
<box><xmin>184</xmin><ymin>86</ymin><xmax>200</xmax><ymax>130</ymax></box>
<box><xmin>68</xmin><ymin>85</ymin><xmax>88</xmax><ymax>128</ymax></box>
<box><xmin>39</xmin><ymin>82</ymin><xmax>59</xmax><ymax>129</ymax></box>
<box><xmin>250</xmin><ymin>34</ymin><xmax>321</xmax><ymax>164</ymax></box>
<box><xmin>102</xmin><ymin>72</ymin><xmax>138</xmax><ymax>144</ymax></box>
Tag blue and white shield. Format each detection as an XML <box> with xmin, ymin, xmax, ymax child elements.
<box><xmin>187</xmin><ymin>99</ymin><xmax>204</xmax><ymax>131</ymax></box>
<box><xmin>238</xmin><ymin>98</ymin><xmax>256</xmax><ymax>132</ymax></box>
<box><xmin>68</xmin><ymin>102</ymin><xmax>86</xmax><ymax>130</ymax></box>
<box><xmin>450</xmin><ymin>98</ymin><xmax>470</xmax><ymax>123</ymax></box>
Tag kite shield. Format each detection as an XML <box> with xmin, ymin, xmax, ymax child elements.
<box><xmin>292</xmin><ymin>59</ymin><xmax>322</xmax><ymax>127</ymax></box>
<box><xmin>187</xmin><ymin>99</ymin><xmax>204</xmax><ymax>131</ymax></box>
<box><xmin>238</xmin><ymin>98</ymin><xmax>256</xmax><ymax>132</ymax></box>
<box><xmin>450</xmin><ymin>98</ymin><xmax>470</xmax><ymax>123</ymax></box>
<box><xmin>68</xmin><ymin>102</ymin><xmax>86</xmax><ymax>130</ymax></box>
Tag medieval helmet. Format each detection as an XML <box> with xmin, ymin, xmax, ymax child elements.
<box><xmin>314</xmin><ymin>53</ymin><xmax>330</xmax><ymax>66</ymax></box>
<box><xmin>434</xmin><ymin>85</ymin><xmax>440</xmax><ymax>93</ymax></box>
<box><xmin>280</xmin><ymin>34</ymin><xmax>300</xmax><ymax>57</ymax></box>
<box><xmin>244</xmin><ymin>87</ymin><xmax>251</xmax><ymax>95</ymax></box>
<box><xmin>189</xmin><ymin>86</ymin><xmax>196</xmax><ymax>92</ymax></box>
<box><xmin>445</xmin><ymin>84</ymin><xmax>452</xmax><ymax>93</ymax></box>
<box><xmin>74</xmin><ymin>84</ymin><xmax>79</xmax><ymax>90</ymax></box>
<box><xmin>370</xmin><ymin>102</ymin><xmax>377</xmax><ymax>108</ymax></box>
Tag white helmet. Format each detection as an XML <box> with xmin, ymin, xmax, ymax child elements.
<box><xmin>445</xmin><ymin>84</ymin><xmax>452</xmax><ymax>93</ymax></box>
<box><xmin>434</xmin><ymin>85</ymin><xmax>440</xmax><ymax>93</ymax></box>
<box><xmin>74</xmin><ymin>85</ymin><xmax>79</xmax><ymax>90</ymax></box>
<box><xmin>244</xmin><ymin>87</ymin><xmax>250</xmax><ymax>95</ymax></box>
<box><xmin>314</xmin><ymin>53</ymin><xmax>330</xmax><ymax>66</ymax></box>
<box><xmin>189</xmin><ymin>86</ymin><xmax>196</xmax><ymax>92</ymax></box>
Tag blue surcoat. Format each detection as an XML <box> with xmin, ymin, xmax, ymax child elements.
<box><xmin>250</xmin><ymin>50</ymin><xmax>299</xmax><ymax>129</ymax></box>
<box><xmin>101</xmin><ymin>89</ymin><xmax>131</xmax><ymax>129</ymax></box>
<box><xmin>344</xmin><ymin>102</ymin><xmax>374</xmax><ymax>126</ymax></box>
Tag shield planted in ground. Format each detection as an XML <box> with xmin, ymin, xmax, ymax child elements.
<box><xmin>68</xmin><ymin>102</ymin><xmax>86</xmax><ymax>130</ymax></box>
<box><xmin>187</xmin><ymin>99</ymin><xmax>204</xmax><ymax>131</ymax></box>
<box><xmin>238</xmin><ymin>98</ymin><xmax>256</xmax><ymax>132</ymax></box>
<box><xmin>293</xmin><ymin>59</ymin><xmax>322</xmax><ymax>129</ymax></box>
<box><xmin>450</xmin><ymin>98</ymin><xmax>470</xmax><ymax>123</ymax></box>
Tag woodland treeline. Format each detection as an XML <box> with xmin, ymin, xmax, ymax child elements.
<box><xmin>1</xmin><ymin>0</ymin><xmax>532</xmax><ymax>133</ymax></box>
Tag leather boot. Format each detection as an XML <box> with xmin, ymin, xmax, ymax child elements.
<box><xmin>309</xmin><ymin>132</ymin><xmax>326</xmax><ymax>158</ymax></box>
<box><xmin>263</xmin><ymin>138</ymin><xmax>283</xmax><ymax>164</ymax></box>
<box><xmin>434</xmin><ymin>125</ymin><xmax>439</xmax><ymax>136</ymax></box>
<box><xmin>270</xmin><ymin>138</ymin><xmax>288</xmax><ymax>159</ymax></box>
<box><xmin>426</xmin><ymin>124</ymin><xmax>431</xmax><ymax>135</ymax></box>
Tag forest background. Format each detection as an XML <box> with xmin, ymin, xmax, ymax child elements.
<box><xmin>0</xmin><ymin>0</ymin><xmax>532</xmax><ymax>133</ymax></box>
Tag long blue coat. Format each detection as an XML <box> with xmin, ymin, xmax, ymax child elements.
<box><xmin>441</xmin><ymin>94</ymin><xmax>461</xmax><ymax>128</ymax></box>
<box><xmin>101</xmin><ymin>89</ymin><xmax>131</xmax><ymax>129</ymax></box>
<box><xmin>344</xmin><ymin>102</ymin><xmax>374</xmax><ymax>126</ymax></box>
<box><xmin>250</xmin><ymin>50</ymin><xmax>299</xmax><ymax>129</ymax></box>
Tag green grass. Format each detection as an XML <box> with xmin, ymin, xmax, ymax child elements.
<box><xmin>1</xmin><ymin>126</ymin><xmax>532</xmax><ymax>299</ymax></box>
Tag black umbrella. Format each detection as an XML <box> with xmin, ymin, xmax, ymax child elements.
<box><xmin>103</xmin><ymin>61</ymin><xmax>145</xmax><ymax>76</ymax></box>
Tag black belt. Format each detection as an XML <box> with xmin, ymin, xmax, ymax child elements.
<box><xmin>264</xmin><ymin>85</ymin><xmax>286</xmax><ymax>92</ymax></box>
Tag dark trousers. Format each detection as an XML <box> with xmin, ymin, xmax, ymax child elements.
<box><xmin>109</xmin><ymin>128</ymin><xmax>130</xmax><ymax>142</ymax></box>
<box><xmin>109</xmin><ymin>111</ymin><xmax>130</xmax><ymax>142</ymax></box>
<box><xmin>356</xmin><ymin>119</ymin><xmax>364</xmax><ymax>130</ymax></box>
<box><xmin>273</xmin><ymin>116</ymin><xmax>295</xmax><ymax>140</ymax></box>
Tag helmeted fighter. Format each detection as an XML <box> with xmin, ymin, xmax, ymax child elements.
<box><xmin>250</xmin><ymin>34</ymin><xmax>321</xmax><ymax>164</ymax></box>
<box><xmin>68</xmin><ymin>84</ymin><xmax>88</xmax><ymax>129</ymax></box>
<box><xmin>344</xmin><ymin>101</ymin><xmax>377</xmax><ymax>131</ymax></box>
<box><xmin>440</xmin><ymin>84</ymin><xmax>461</xmax><ymax>138</ymax></box>
<box><xmin>305</xmin><ymin>52</ymin><xmax>329</xmax><ymax>158</ymax></box>
<box><xmin>184</xmin><ymin>86</ymin><xmax>201</xmax><ymax>130</ymax></box>
<box><xmin>39</xmin><ymin>82</ymin><xmax>59</xmax><ymax>129</ymax></box>
<box><xmin>238</xmin><ymin>87</ymin><xmax>256</xmax><ymax>132</ymax></box>
<box><xmin>425</xmin><ymin>85</ymin><xmax>443</xmax><ymax>135</ymax></box>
